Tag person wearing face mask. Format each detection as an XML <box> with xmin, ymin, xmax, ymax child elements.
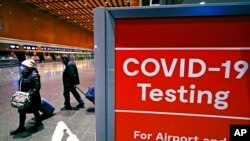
<box><xmin>61</xmin><ymin>56</ymin><xmax>85</xmax><ymax>110</ymax></box>
<box><xmin>10</xmin><ymin>59</ymin><xmax>43</xmax><ymax>135</ymax></box>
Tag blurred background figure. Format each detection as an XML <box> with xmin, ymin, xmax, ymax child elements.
<box><xmin>51</xmin><ymin>121</ymin><xmax>79</xmax><ymax>141</ymax></box>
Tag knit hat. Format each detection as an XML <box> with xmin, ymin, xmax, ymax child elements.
<box><xmin>21</xmin><ymin>59</ymin><xmax>36</xmax><ymax>68</ymax></box>
<box><xmin>61</xmin><ymin>55</ymin><xmax>69</xmax><ymax>60</ymax></box>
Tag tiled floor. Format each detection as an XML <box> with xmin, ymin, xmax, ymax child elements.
<box><xmin>0</xmin><ymin>59</ymin><xmax>95</xmax><ymax>141</ymax></box>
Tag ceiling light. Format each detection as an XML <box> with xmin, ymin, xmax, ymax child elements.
<box><xmin>74</xmin><ymin>20</ymin><xmax>76</xmax><ymax>23</ymax></box>
<box><xmin>65</xmin><ymin>4</ymin><xmax>68</xmax><ymax>7</ymax></box>
<box><xmin>46</xmin><ymin>5</ymin><xmax>49</xmax><ymax>8</ymax></box>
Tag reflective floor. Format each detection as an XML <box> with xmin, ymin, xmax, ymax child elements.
<box><xmin>0</xmin><ymin>59</ymin><xmax>95</xmax><ymax>141</ymax></box>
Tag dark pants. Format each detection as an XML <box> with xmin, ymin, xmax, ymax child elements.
<box><xmin>63</xmin><ymin>86</ymin><xmax>84</xmax><ymax>107</ymax></box>
<box><xmin>18</xmin><ymin>109</ymin><xmax>41</xmax><ymax>128</ymax></box>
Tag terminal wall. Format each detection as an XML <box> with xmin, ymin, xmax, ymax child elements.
<box><xmin>0</xmin><ymin>0</ymin><xmax>93</xmax><ymax>49</ymax></box>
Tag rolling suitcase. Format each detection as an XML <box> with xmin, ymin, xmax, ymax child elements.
<box><xmin>76</xmin><ymin>87</ymin><xmax>95</xmax><ymax>104</ymax></box>
<box><xmin>85</xmin><ymin>87</ymin><xmax>95</xmax><ymax>104</ymax></box>
<box><xmin>40</xmin><ymin>98</ymin><xmax>55</xmax><ymax>115</ymax></box>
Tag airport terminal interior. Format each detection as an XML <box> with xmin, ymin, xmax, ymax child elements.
<box><xmin>0</xmin><ymin>0</ymin><xmax>249</xmax><ymax>141</ymax></box>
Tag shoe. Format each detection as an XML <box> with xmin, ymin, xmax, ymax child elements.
<box><xmin>10</xmin><ymin>127</ymin><xmax>26</xmax><ymax>135</ymax></box>
<box><xmin>76</xmin><ymin>103</ymin><xmax>85</xmax><ymax>109</ymax></box>
<box><xmin>61</xmin><ymin>106</ymin><xmax>72</xmax><ymax>110</ymax></box>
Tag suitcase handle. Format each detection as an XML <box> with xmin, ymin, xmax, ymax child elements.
<box><xmin>75</xmin><ymin>86</ymin><xmax>86</xmax><ymax>95</ymax></box>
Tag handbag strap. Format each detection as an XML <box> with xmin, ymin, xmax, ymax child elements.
<box><xmin>19</xmin><ymin>79</ymin><xmax>22</xmax><ymax>91</ymax></box>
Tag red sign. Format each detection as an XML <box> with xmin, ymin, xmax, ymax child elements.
<box><xmin>115</xmin><ymin>16</ymin><xmax>250</xmax><ymax>140</ymax></box>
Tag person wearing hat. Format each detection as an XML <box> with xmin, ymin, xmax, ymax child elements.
<box><xmin>10</xmin><ymin>59</ymin><xmax>43</xmax><ymax>135</ymax></box>
<box><xmin>61</xmin><ymin>56</ymin><xmax>85</xmax><ymax>110</ymax></box>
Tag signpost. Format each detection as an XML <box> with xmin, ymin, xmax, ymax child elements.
<box><xmin>95</xmin><ymin>3</ymin><xmax>250</xmax><ymax>141</ymax></box>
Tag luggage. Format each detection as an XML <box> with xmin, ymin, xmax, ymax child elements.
<box><xmin>76</xmin><ymin>87</ymin><xmax>95</xmax><ymax>104</ymax></box>
<box><xmin>11</xmin><ymin>91</ymin><xmax>30</xmax><ymax>109</ymax></box>
<box><xmin>40</xmin><ymin>98</ymin><xmax>55</xmax><ymax>115</ymax></box>
<box><xmin>85</xmin><ymin>87</ymin><xmax>95</xmax><ymax>104</ymax></box>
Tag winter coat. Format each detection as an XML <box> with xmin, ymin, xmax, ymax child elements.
<box><xmin>18</xmin><ymin>68</ymin><xmax>41</xmax><ymax>113</ymax></box>
<box><xmin>63</xmin><ymin>61</ymin><xmax>80</xmax><ymax>88</ymax></box>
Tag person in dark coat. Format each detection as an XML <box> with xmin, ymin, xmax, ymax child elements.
<box><xmin>10</xmin><ymin>59</ymin><xmax>43</xmax><ymax>135</ymax></box>
<box><xmin>61</xmin><ymin>56</ymin><xmax>84</xmax><ymax>110</ymax></box>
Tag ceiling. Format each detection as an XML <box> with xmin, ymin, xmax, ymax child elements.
<box><xmin>24</xmin><ymin>0</ymin><xmax>139</xmax><ymax>32</ymax></box>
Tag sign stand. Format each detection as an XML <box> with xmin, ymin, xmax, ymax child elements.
<box><xmin>95</xmin><ymin>3</ymin><xmax>250</xmax><ymax>141</ymax></box>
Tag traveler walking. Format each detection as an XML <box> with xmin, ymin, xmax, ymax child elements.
<box><xmin>61</xmin><ymin>56</ymin><xmax>85</xmax><ymax>110</ymax></box>
<box><xmin>10</xmin><ymin>59</ymin><xmax>43</xmax><ymax>135</ymax></box>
